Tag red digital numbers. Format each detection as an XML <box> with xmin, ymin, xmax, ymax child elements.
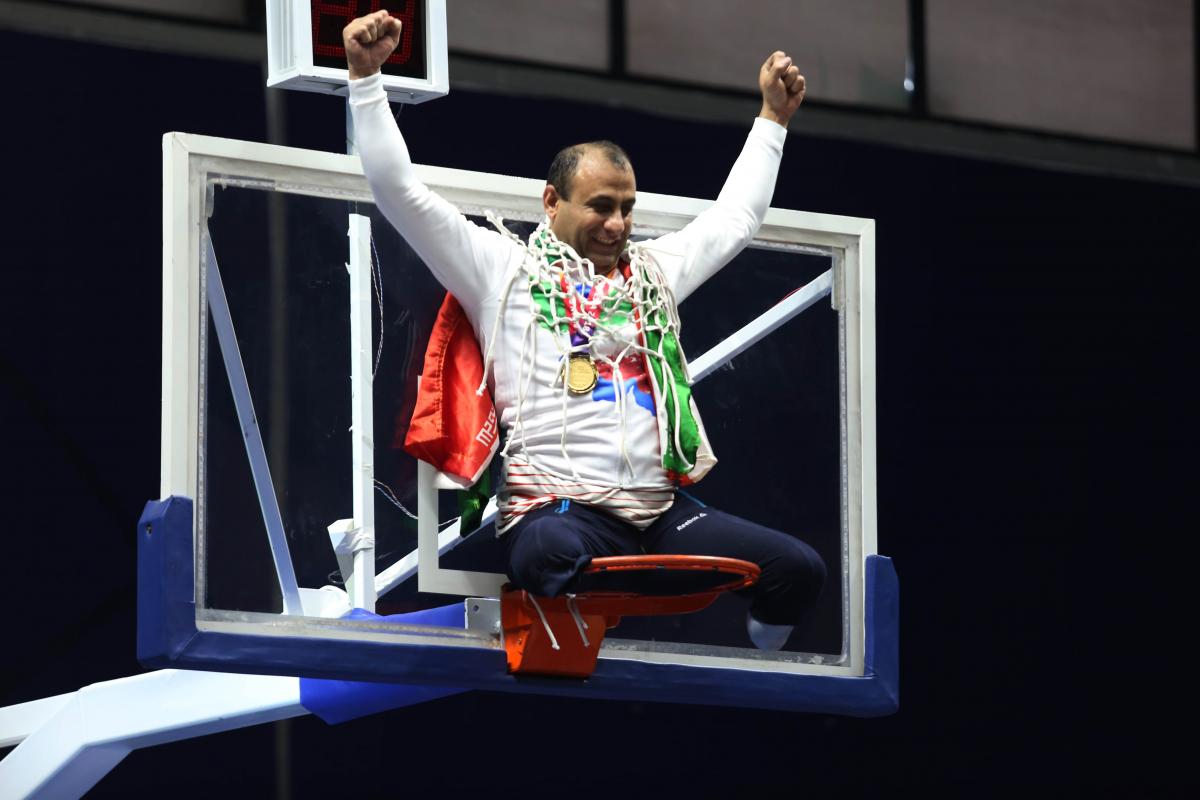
<box><xmin>311</xmin><ymin>1</ymin><xmax>416</xmax><ymax>65</ymax></box>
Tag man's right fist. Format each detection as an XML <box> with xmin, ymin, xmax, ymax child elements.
<box><xmin>343</xmin><ymin>10</ymin><xmax>403</xmax><ymax>80</ymax></box>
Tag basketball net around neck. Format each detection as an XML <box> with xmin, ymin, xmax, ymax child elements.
<box><xmin>479</xmin><ymin>214</ymin><xmax>707</xmax><ymax>483</ymax></box>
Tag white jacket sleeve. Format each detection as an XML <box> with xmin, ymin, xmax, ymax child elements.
<box><xmin>645</xmin><ymin>117</ymin><xmax>787</xmax><ymax>302</ymax></box>
<box><xmin>347</xmin><ymin>73</ymin><xmax>521</xmax><ymax>310</ymax></box>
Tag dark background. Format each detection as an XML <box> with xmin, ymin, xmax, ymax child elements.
<box><xmin>1</xmin><ymin>29</ymin><xmax>1196</xmax><ymax>797</ymax></box>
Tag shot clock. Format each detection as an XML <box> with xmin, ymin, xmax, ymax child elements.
<box><xmin>267</xmin><ymin>1</ymin><xmax>448</xmax><ymax>103</ymax></box>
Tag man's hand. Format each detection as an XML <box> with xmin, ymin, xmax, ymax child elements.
<box><xmin>758</xmin><ymin>51</ymin><xmax>806</xmax><ymax>127</ymax></box>
<box><xmin>343</xmin><ymin>10</ymin><xmax>403</xmax><ymax>80</ymax></box>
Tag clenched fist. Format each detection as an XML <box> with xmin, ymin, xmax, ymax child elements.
<box><xmin>343</xmin><ymin>9</ymin><xmax>403</xmax><ymax>80</ymax></box>
<box><xmin>758</xmin><ymin>51</ymin><xmax>806</xmax><ymax>127</ymax></box>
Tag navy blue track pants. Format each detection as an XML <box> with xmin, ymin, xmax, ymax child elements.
<box><xmin>503</xmin><ymin>494</ymin><xmax>826</xmax><ymax>626</ymax></box>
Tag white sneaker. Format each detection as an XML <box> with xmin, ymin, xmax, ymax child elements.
<box><xmin>747</xmin><ymin>613</ymin><xmax>793</xmax><ymax>651</ymax></box>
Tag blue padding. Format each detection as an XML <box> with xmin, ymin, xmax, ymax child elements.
<box><xmin>137</xmin><ymin>496</ymin><xmax>198</xmax><ymax>666</ymax></box>
<box><xmin>300</xmin><ymin>606</ymin><xmax>469</xmax><ymax>724</ymax></box>
<box><xmin>344</xmin><ymin>604</ymin><xmax>465</xmax><ymax>626</ymax></box>
<box><xmin>138</xmin><ymin>496</ymin><xmax>899</xmax><ymax>716</ymax></box>
<box><xmin>864</xmin><ymin>555</ymin><xmax>900</xmax><ymax>711</ymax></box>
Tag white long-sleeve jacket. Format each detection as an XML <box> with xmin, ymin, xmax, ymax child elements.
<box><xmin>348</xmin><ymin>73</ymin><xmax>786</xmax><ymax>529</ymax></box>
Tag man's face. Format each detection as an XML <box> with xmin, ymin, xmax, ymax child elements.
<box><xmin>543</xmin><ymin>149</ymin><xmax>636</xmax><ymax>272</ymax></box>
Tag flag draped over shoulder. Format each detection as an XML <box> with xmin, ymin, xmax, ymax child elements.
<box><xmin>402</xmin><ymin>293</ymin><xmax>498</xmax><ymax>485</ymax></box>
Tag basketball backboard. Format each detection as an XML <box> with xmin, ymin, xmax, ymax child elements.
<box><xmin>142</xmin><ymin>130</ymin><xmax>895</xmax><ymax>715</ymax></box>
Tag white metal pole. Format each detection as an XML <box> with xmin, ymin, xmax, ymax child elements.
<box><xmin>345</xmin><ymin>98</ymin><xmax>358</xmax><ymax>156</ymax></box>
<box><xmin>347</xmin><ymin>213</ymin><xmax>376</xmax><ymax>612</ymax></box>
<box><xmin>206</xmin><ymin>235</ymin><xmax>304</xmax><ymax>615</ymax></box>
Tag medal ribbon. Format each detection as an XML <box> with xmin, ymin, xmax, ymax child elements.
<box><xmin>558</xmin><ymin>272</ymin><xmax>612</xmax><ymax>353</ymax></box>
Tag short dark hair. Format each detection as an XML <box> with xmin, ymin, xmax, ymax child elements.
<box><xmin>546</xmin><ymin>141</ymin><xmax>631</xmax><ymax>200</ymax></box>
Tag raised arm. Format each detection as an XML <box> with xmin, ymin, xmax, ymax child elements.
<box><xmin>343</xmin><ymin>11</ymin><xmax>519</xmax><ymax>309</ymax></box>
<box><xmin>649</xmin><ymin>52</ymin><xmax>806</xmax><ymax>302</ymax></box>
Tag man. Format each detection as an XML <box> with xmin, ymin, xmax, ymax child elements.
<box><xmin>344</xmin><ymin>10</ymin><xmax>825</xmax><ymax>650</ymax></box>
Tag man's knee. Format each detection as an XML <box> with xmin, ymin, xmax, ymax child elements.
<box><xmin>505</xmin><ymin>519</ymin><xmax>593</xmax><ymax>597</ymax></box>
<box><xmin>776</xmin><ymin>537</ymin><xmax>827</xmax><ymax>601</ymax></box>
<box><xmin>753</xmin><ymin>536</ymin><xmax>826</xmax><ymax>621</ymax></box>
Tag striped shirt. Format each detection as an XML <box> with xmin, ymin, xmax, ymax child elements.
<box><xmin>499</xmin><ymin>455</ymin><xmax>675</xmax><ymax>532</ymax></box>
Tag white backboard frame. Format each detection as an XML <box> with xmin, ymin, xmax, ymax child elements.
<box><xmin>161</xmin><ymin>130</ymin><xmax>878</xmax><ymax>681</ymax></box>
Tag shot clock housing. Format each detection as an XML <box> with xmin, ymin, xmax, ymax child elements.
<box><xmin>267</xmin><ymin>1</ymin><xmax>448</xmax><ymax>104</ymax></box>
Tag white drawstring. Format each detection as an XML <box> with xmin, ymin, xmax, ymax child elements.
<box><xmin>526</xmin><ymin>594</ymin><xmax>560</xmax><ymax>651</ymax></box>
<box><xmin>566</xmin><ymin>593</ymin><xmax>590</xmax><ymax>648</ymax></box>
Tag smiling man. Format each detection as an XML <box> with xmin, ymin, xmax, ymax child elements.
<box><xmin>344</xmin><ymin>10</ymin><xmax>825</xmax><ymax>650</ymax></box>
<box><xmin>543</xmin><ymin>141</ymin><xmax>636</xmax><ymax>271</ymax></box>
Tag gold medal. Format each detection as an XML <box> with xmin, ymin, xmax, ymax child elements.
<box><xmin>566</xmin><ymin>355</ymin><xmax>599</xmax><ymax>394</ymax></box>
